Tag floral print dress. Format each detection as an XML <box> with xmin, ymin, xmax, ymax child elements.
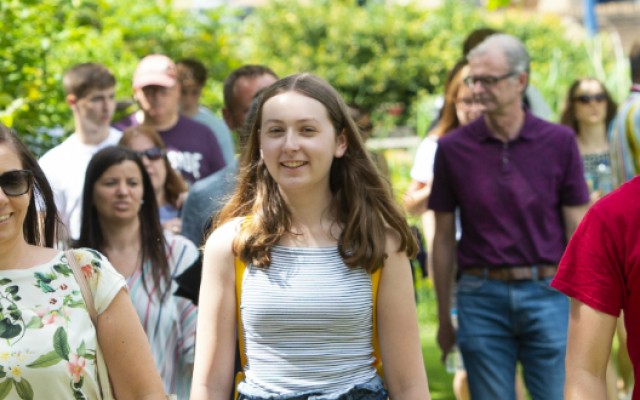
<box><xmin>0</xmin><ymin>249</ymin><xmax>125</xmax><ymax>400</ymax></box>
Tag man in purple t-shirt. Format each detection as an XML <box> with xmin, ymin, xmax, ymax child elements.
<box><xmin>428</xmin><ymin>34</ymin><xmax>590</xmax><ymax>400</ymax></box>
<box><xmin>113</xmin><ymin>54</ymin><xmax>225</xmax><ymax>184</ymax></box>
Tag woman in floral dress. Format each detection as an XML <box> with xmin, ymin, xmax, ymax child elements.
<box><xmin>0</xmin><ymin>124</ymin><xmax>165</xmax><ymax>399</ymax></box>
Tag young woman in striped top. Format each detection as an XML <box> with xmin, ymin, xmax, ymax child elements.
<box><xmin>191</xmin><ymin>73</ymin><xmax>430</xmax><ymax>399</ymax></box>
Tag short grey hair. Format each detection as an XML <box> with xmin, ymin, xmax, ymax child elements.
<box><xmin>467</xmin><ymin>33</ymin><xmax>530</xmax><ymax>75</ymax></box>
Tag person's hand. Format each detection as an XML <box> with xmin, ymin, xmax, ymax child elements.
<box><xmin>163</xmin><ymin>217</ymin><xmax>182</xmax><ymax>234</ymax></box>
<box><xmin>437</xmin><ymin>318</ymin><xmax>456</xmax><ymax>364</ymax></box>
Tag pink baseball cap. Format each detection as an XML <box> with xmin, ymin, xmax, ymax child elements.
<box><xmin>132</xmin><ymin>54</ymin><xmax>177</xmax><ymax>89</ymax></box>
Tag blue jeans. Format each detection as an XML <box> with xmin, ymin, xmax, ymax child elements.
<box><xmin>237</xmin><ymin>375</ymin><xmax>387</xmax><ymax>400</ymax></box>
<box><xmin>456</xmin><ymin>275</ymin><xmax>568</xmax><ymax>400</ymax></box>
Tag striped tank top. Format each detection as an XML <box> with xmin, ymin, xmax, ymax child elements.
<box><xmin>239</xmin><ymin>245</ymin><xmax>377</xmax><ymax>395</ymax></box>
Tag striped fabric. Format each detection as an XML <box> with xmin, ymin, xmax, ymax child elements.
<box><xmin>126</xmin><ymin>232</ymin><xmax>199</xmax><ymax>399</ymax></box>
<box><xmin>239</xmin><ymin>245</ymin><xmax>377</xmax><ymax>396</ymax></box>
<box><xmin>609</xmin><ymin>90</ymin><xmax>640</xmax><ymax>187</ymax></box>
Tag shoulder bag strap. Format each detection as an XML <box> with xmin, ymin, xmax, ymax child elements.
<box><xmin>67</xmin><ymin>250</ymin><xmax>97</xmax><ymax>325</ymax></box>
<box><xmin>371</xmin><ymin>267</ymin><xmax>383</xmax><ymax>378</ymax></box>
<box><xmin>66</xmin><ymin>250</ymin><xmax>114</xmax><ymax>400</ymax></box>
<box><xmin>234</xmin><ymin>257</ymin><xmax>247</xmax><ymax>400</ymax></box>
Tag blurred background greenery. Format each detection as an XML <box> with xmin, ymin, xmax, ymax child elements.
<box><xmin>0</xmin><ymin>0</ymin><xmax>630</xmax><ymax>156</ymax></box>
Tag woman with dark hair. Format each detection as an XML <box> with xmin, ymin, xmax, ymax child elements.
<box><xmin>0</xmin><ymin>125</ymin><xmax>165</xmax><ymax>398</ymax></box>
<box><xmin>560</xmin><ymin>78</ymin><xmax>618</xmax><ymax>202</ymax></box>
<box><xmin>560</xmin><ymin>78</ymin><xmax>630</xmax><ymax>400</ymax></box>
<box><xmin>191</xmin><ymin>74</ymin><xmax>430</xmax><ymax>399</ymax></box>
<box><xmin>119</xmin><ymin>125</ymin><xmax>188</xmax><ymax>234</ymax></box>
<box><xmin>77</xmin><ymin>146</ymin><xmax>199</xmax><ymax>398</ymax></box>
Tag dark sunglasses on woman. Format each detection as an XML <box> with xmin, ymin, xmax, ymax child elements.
<box><xmin>573</xmin><ymin>93</ymin><xmax>607</xmax><ymax>104</ymax></box>
<box><xmin>134</xmin><ymin>147</ymin><xmax>165</xmax><ymax>161</ymax></box>
<box><xmin>0</xmin><ymin>170</ymin><xmax>33</xmax><ymax>197</ymax></box>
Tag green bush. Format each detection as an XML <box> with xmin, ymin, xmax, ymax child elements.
<box><xmin>2</xmin><ymin>0</ymin><xmax>628</xmax><ymax>154</ymax></box>
<box><xmin>240</xmin><ymin>0</ymin><xmax>626</xmax><ymax>135</ymax></box>
<box><xmin>0</xmin><ymin>0</ymin><xmax>237</xmax><ymax>156</ymax></box>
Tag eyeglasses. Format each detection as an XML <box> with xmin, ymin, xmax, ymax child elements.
<box><xmin>134</xmin><ymin>147</ymin><xmax>165</xmax><ymax>161</ymax></box>
<box><xmin>573</xmin><ymin>93</ymin><xmax>607</xmax><ymax>104</ymax></box>
<box><xmin>464</xmin><ymin>72</ymin><xmax>516</xmax><ymax>87</ymax></box>
<box><xmin>0</xmin><ymin>170</ymin><xmax>33</xmax><ymax>197</ymax></box>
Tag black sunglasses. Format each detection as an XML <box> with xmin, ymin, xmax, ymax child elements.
<box><xmin>464</xmin><ymin>72</ymin><xmax>516</xmax><ymax>87</ymax></box>
<box><xmin>134</xmin><ymin>147</ymin><xmax>165</xmax><ymax>161</ymax></box>
<box><xmin>0</xmin><ymin>170</ymin><xmax>33</xmax><ymax>197</ymax></box>
<box><xmin>573</xmin><ymin>93</ymin><xmax>607</xmax><ymax>104</ymax></box>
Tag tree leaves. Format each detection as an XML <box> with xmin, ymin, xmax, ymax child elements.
<box><xmin>2</xmin><ymin>0</ymin><xmax>235</xmax><ymax>156</ymax></box>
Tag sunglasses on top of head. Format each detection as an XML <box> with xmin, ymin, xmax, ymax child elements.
<box><xmin>573</xmin><ymin>93</ymin><xmax>607</xmax><ymax>104</ymax></box>
<box><xmin>0</xmin><ymin>170</ymin><xmax>33</xmax><ymax>197</ymax></box>
<box><xmin>134</xmin><ymin>147</ymin><xmax>165</xmax><ymax>161</ymax></box>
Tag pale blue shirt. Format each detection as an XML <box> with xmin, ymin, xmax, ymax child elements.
<box><xmin>193</xmin><ymin>106</ymin><xmax>236</xmax><ymax>165</ymax></box>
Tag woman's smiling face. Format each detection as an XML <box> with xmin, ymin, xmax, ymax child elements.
<box><xmin>0</xmin><ymin>143</ymin><xmax>31</xmax><ymax>247</ymax></box>
<box><xmin>259</xmin><ymin>91</ymin><xmax>347</xmax><ymax>194</ymax></box>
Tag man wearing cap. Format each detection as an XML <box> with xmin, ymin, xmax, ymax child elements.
<box><xmin>114</xmin><ymin>54</ymin><xmax>225</xmax><ymax>184</ymax></box>
<box><xmin>429</xmin><ymin>34</ymin><xmax>590</xmax><ymax>399</ymax></box>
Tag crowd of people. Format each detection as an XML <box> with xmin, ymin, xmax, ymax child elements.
<box><xmin>1</xmin><ymin>26</ymin><xmax>640</xmax><ymax>400</ymax></box>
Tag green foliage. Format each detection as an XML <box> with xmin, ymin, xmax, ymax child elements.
<box><xmin>239</xmin><ymin>0</ymin><xmax>626</xmax><ymax>134</ymax></box>
<box><xmin>239</xmin><ymin>0</ymin><xmax>479</xmax><ymax>130</ymax></box>
<box><xmin>2</xmin><ymin>0</ymin><xmax>629</xmax><ymax>153</ymax></box>
<box><xmin>0</xmin><ymin>0</ymin><xmax>238</xmax><ymax>156</ymax></box>
<box><xmin>492</xmin><ymin>10</ymin><xmax>628</xmax><ymax>117</ymax></box>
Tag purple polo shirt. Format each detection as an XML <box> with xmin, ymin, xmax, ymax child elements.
<box><xmin>428</xmin><ymin>111</ymin><xmax>589</xmax><ymax>269</ymax></box>
<box><xmin>114</xmin><ymin>114</ymin><xmax>224</xmax><ymax>184</ymax></box>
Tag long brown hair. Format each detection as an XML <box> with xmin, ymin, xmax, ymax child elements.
<box><xmin>119</xmin><ymin>125</ymin><xmax>187</xmax><ymax>208</ymax></box>
<box><xmin>560</xmin><ymin>78</ymin><xmax>618</xmax><ymax>135</ymax></box>
<box><xmin>216</xmin><ymin>73</ymin><xmax>417</xmax><ymax>272</ymax></box>
<box><xmin>77</xmin><ymin>146</ymin><xmax>170</xmax><ymax>299</ymax></box>
<box><xmin>430</xmin><ymin>59</ymin><xmax>469</xmax><ymax>138</ymax></box>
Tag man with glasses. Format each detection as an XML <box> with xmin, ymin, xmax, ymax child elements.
<box><xmin>39</xmin><ymin>63</ymin><xmax>122</xmax><ymax>241</ymax></box>
<box><xmin>429</xmin><ymin>34</ymin><xmax>590</xmax><ymax>400</ymax></box>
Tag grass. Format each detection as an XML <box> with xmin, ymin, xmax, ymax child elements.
<box><xmin>382</xmin><ymin>146</ymin><xmax>456</xmax><ymax>398</ymax></box>
<box><xmin>415</xmin><ymin>270</ymin><xmax>456</xmax><ymax>400</ymax></box>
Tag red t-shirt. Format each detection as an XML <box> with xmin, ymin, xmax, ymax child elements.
<box><xmin>552</xmin><ymin>176</ymin><xmax>640</xmax><ymax>398</ymax></box>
